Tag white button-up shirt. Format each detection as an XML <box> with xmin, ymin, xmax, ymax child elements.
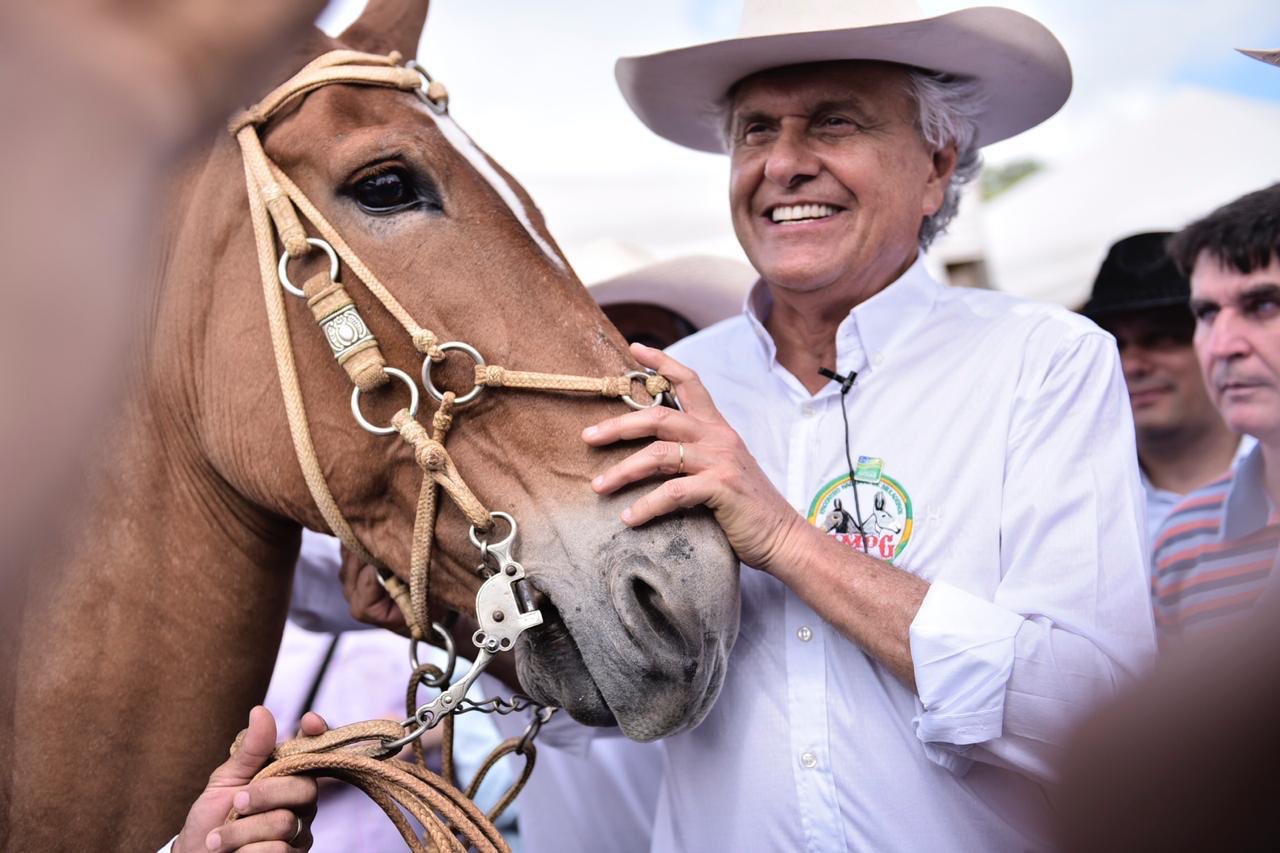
<box><xmin>652</xmin><ymin>259</ymin><xmax>1156</xmax><ymax>852</ymax></box>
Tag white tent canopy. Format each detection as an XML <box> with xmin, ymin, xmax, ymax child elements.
<box><xmin>982</xmin><ymin>87</ymin><xmax>1280</xmax><ymax>307</ymax></box>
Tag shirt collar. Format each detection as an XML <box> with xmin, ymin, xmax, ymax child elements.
<box><xmin>1223</xmin><ymin>441</ymin><xmax>1271</xmax><ymax>540</ymax></box>
<box><xmin>743</xmin><ymin>256</ymin><xmax>941</xmax><ymax>386</ymax></box>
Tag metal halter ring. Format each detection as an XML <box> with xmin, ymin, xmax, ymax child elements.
<box><xmin>468</xmin><ymin>511</ymin><xmax>516</xmax><ymax>557</ymax></box>
<box><xmin>350</xmin><ymin>367</ymin><xmax>420</xmax><ymax>435</ymax></box>
<box><xmin>382</xmin><ymin>715</ymin><xmax>429</xmax><ymax>756</ymax></box>
<box><xmin>516</xmin><ymin>705</ymin><xmax>557</xmax><ymax>756</ymax></box>
<box><xmin>621</xmin><ymin>370</ymin><xmax>666</xmax><ymax>410</ymax></box>
<box><xmin>422</xmin><ymin>341</ymin><xmax>486</xmax><ymax>408</ymax></box>
<box><xmin>277</xmin><ymin>238</ymin><xmax>340</xmax><ymax>297</ymax></box>
<box><xmin>407</xmin><ymin>61</ymin><xmax>448</xmax><ymax>115</ymax></box>
<box><xmin>409</xmin><ymin>622</ymin><xmax>457</xmax><ymax>688</ymax></box>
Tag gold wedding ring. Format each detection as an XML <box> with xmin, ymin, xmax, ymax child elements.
<box><xmin>676</xmin><ymin>442</ymin><xmax>686</xmax><ymax>475</ymax></box>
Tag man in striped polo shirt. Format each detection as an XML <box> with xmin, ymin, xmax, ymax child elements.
<box><xmin>1082</xmin><ymin>233</ymin><xmax>1248</xmax><ymax>559</ymax></box>
<box><xmin>1151</xmin><ymin>183</ymin><xmax>1280</xmax><ymax>644</ymax></box>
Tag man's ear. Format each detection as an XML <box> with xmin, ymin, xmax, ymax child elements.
<box><xmin>922</xmin><ymin>143</ymin><xmax>959</xmax><ymax>217</ymax></box>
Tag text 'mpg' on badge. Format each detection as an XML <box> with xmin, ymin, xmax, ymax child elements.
<box><xmin>806</xmin><ymin>457</ymin><xmax>913</xmax><ymax>562</ymax></box>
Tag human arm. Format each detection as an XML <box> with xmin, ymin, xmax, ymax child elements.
<box><xmin>903</xmin><ymin>331</ymin><xmax>1155</xmax><ymax>778</ymax></box>
<box><xmin>170</xmin><ymin>706</ymin><xmax>324</xmax><ymax>852</ymax></box>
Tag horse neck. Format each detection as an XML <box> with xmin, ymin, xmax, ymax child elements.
<box><xmin>1</xmin><ymin>158</ymin><xmax>304</xmax><ymax>849</ymax></box>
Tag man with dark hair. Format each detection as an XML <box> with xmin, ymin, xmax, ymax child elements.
<box><xmin>1082</xmin><ymin>233</ymin><xmax>1247</xmax><ymax>556</ymax></box>
<box><xmin>1151</xmin><ymin>183</ymin><xmax>1280</xmax><ymax>643</ymax></box>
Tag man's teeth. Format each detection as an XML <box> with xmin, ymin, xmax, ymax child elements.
<box><xmin>770</xmin><ymin>204</ymin><xmax>838</xmax><ymax>223</ymax></box>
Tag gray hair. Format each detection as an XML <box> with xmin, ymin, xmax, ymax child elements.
<box><xmin>903</xmin><ymin>68</ymin><xmax>985</xmax><ymax>249</ymax></box>
<box><xmin>715</xmin><ymin>64</ymin><xmax>986</xmax><ymax>250</ymax></box>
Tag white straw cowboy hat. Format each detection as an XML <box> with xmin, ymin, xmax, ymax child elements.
<box><xmin>574</xmin><ymin>240</ymin><xmax>755</xmax><ymax>329</ymax></box>
<box><xmin>615</xmin><ymin>0</ymin><xmax>1072</xmax><ymax>153</ymax></box>
<box><xmin>1238</xmin><ymin>48</ymin><xmax>1280</xmax><ymax>68</ymax></box>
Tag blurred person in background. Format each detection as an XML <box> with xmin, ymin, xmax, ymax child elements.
<box><xmin>1081</xmin><ymin>232</ymin><xmax>1250</xmax><ymax>560</ymax></box>
<box><xmin>1149</xmin><ymin>184</ymin><xmax>1280</xmax><ymax>645</ymax></box>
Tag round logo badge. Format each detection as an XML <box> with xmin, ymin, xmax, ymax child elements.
<box><xmin>806</xmin><ymin>464</ymin><xmax>913</xmax><ymax>562</ymax></box>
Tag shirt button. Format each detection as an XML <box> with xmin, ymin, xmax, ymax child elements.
<box><xmin>800</xmin><ymin>751</ymin><xmax>818</xmax><ymax>769</ymax></box>
<box><xmin>801</xmin><ymin>404</ymin><xmax>816</xmax><ymax>418</ymax></box>
<box><xmin>874</xmin><ymin>353</ymin><xmax>886</xmax><ymax>366</ymax></box>
<box><xmin>796</xmin><ymin>626</ymin><xmax>813</xmax><ymax>642</ymax></box>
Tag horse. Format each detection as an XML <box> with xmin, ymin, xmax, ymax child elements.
<box><xmin>0</xmin><ymin>1</ymin><xmax>740</xmax><ymax>848</ymax></box>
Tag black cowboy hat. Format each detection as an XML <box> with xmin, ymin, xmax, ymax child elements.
<box><xmin>1082</xmin><ymin>232</ymin><xmax>1189</xmax><ymax>317</ymax></box>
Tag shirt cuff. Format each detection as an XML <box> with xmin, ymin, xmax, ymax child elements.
<box><xmin>909</xmin><ymin>580</ymin><xmax>1025</xmax><ymax>748</ymax></box>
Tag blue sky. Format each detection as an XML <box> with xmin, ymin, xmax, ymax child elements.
<box><xmin>1176</xmin><ymin>44</ymin><xmax>1280</xmax><ymax>101</ymax></box>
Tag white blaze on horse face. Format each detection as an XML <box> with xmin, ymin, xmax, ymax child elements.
<box><xmin>418</xmin><ymin>104</ymin><xmax>568</xmax><ymax>274</ymax></box>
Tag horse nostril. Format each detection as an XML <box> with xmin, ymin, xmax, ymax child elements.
<box><xmin>631</xmin><ymin>575</ymin><xmax>679</xmax><ymax>640</ymax></box>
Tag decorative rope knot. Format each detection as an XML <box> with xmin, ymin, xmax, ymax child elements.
<box><xmin>416</xmin><ymin>442</ymin><xmax>448</xmax><ymax>472</ymax></box>
<box><xmin>425</xmin><ymin>80</ymin><xmax>449</xmax><ymax>106</ymax></box>
<box><xmin>227</xmin><ymin>107</ymin><xmax>268</xmax><ymax>134</ymax></box>
<box><xmin>432</xmin><ymin>393</ymin><xmax>457</xmax><ymax>438</ymax></box>
<box><xmin>391</xmin><ymin>411</ymin><xmax>449</xmax><ymax>471</ymax></box>
<box><xmin>476</xmin><ymin>365</ymin><xmax>506</xmax><ymax>386</ymax></box>
<box><xmin>352</xmin><ymin>363</ymin><xmax>390</xmax><ymax>392</ymax></box>
<box><xmin>392</xmin><ymin>409</ymin><xmax>426</xmax><ymax>442</ymax></box>
<box><xmin>412</xmin><ymin>329</ymin><xmax>444</xmax><ymax>360</ymax></box>
<box><xmin>645</xmin><ymin>374</ymin><xmax>672</xmax><ymax>396</ymax></box>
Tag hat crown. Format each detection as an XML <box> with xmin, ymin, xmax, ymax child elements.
<box><xmin>739</xmin><ymin>0</ymin><xmax>927</xmax><ymax>38</ymax></box>
<box><xmin>1082</xmin><ymin>232</ymin><xmax>1189</xmax><ymax>317</ymax></box>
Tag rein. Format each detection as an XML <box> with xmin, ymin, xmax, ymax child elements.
<box><xmin>228</xmin><ymin>49</ymin><xmax>669</xmax><ymax>851</ymax></box>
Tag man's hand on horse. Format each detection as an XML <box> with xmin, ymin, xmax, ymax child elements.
<box><xmin>584</xmin><ymin>342</ymin><xmax>807</xmax><ymax>574</ymax></box>
<box><xmin>174</xmin><ymin>706</ymin><xmax>324</xmax><ymax>852</ymax></box>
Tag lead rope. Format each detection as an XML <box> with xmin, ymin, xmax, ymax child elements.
<box><xmin>227</xmin><ymin>49</ymin><xmax>670</xmax><ymax>851</ymax></box>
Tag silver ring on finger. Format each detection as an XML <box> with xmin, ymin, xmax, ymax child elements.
<box><xmin>676</xmin><ymin>442</ymin><xmax>686</xmax><ymax>476</ymax></box>
<box><xmin>289</xmin><ymin>814</ymin><xmax>303</xmax><ymax>845</ymax></box>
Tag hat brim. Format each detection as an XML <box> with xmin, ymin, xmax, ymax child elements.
<box><xmin>1082</xmin><ymin>294</ymin><xmax>1190</xmax><ymax>318</ymax></box>
<box><xmin>615</xmin><ymin>6</ymin><xmax>1072</xmax><ymax>153</ymax></box>
<box><xmin>587</xmin><ymin>255</ymin><xmax>756</xmax><ymax>330</ymax></box>
<box><xmin>1238</xmin><ymin>48</ymin><xmax>1280</xmax><ymax>68</ymax></box>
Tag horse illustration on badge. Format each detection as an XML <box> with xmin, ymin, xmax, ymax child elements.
<box><xmin>807</xmin><ymin>456</ymin><xmax>913</xmax><ymax>562</ymax></box>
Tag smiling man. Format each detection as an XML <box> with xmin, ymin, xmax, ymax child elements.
<box><xmin>1082</xmin><ymin>233</ymin><xmax>1248</xmax><ymax>556</ymax></box>
<box><xmin>1150</xmin><ymin>184</ymin><xmax>1280</xmax><ymax>645</ymax></box>
<box><xmin>578</xmin><ymin>2</ymin><xmax>1155</xmax><ymax>850</ymax></box>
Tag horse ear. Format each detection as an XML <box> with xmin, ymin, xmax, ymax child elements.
<box><xmin>339</xmin><ymin>0</ymin><xmax>430</xmax><ymax>59</ymax></box>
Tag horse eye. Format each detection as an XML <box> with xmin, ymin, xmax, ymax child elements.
<box><xmin>352</xmin><ymin>168</ymin><xmax>419</xmax><ymax>214</ymax></box>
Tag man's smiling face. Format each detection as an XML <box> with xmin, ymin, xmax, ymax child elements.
<box><xmin>1190</xmin><ymin>251</ymin><xmax>1280</xmax><ymax>444</ymax></box>
<box><xmin>726</xmin><ymin>61</ymin><xmax>953</xmax><ymax>301</ymax></box>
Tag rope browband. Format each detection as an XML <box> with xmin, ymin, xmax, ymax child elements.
<box><xmin>229</xmin><ymin>48</ymin><xmax>671</xmax><ymax>851</ymax></box>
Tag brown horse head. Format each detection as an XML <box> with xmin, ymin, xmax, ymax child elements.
<box><xmin>175</xmin><ymin>0</ymin><xmax>738</xmax><ymax>740</ymax></box>
<box><xmin>1</xmin><ymin>3</ymin><xmax>740</xmax><ymax>847</ymax></box>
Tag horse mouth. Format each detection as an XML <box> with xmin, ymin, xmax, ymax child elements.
<box><xmin>514</xmin><ymin>596</ymin><xmax>618</xmax><ymax>727</ymax></box>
